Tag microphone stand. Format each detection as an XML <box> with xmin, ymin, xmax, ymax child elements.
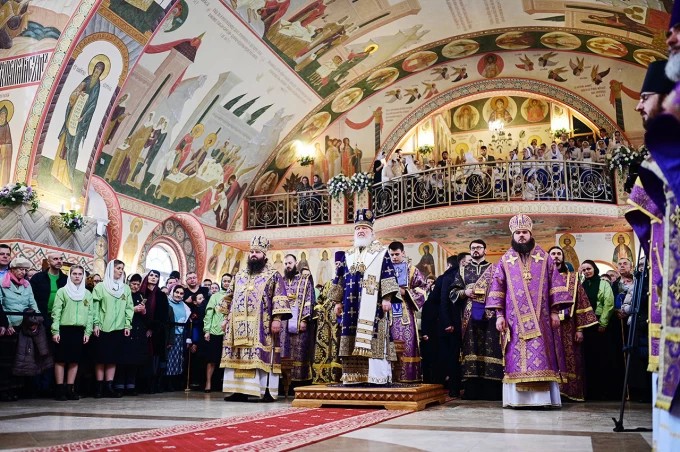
<box><xmin>612</xmin><ymin>245</ymin><xmax>652</xmax><ymax>432</ymax></box>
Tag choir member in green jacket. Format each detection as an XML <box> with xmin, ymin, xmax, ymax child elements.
<box><xmin>92</xmin><ymin>260</ymin><xmax>133</xmax><ymax>398</ymax></box>
<box><xmin>51</xmin><ymin>265</ymin><xmax>93</xmax><ymax>401</ymax></box>
<box><xmin>202</xmin><ymin>273</ymin><xmax>231</xmax><ymax>392</ymax></box>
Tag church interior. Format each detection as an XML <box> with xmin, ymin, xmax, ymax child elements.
<box><xmin>0</xmin><ymin>0</ymin><xmax>674</xmax><ymax>450</ymax></box>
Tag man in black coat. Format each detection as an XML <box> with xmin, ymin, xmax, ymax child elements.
<box><xmin>30</xmin><ymin>252</ymin><xmax>67</xmax><ymax>329</ymax></box>
<box><xmin>421</xmin><ymin>255</ymin><xmax>461</xmax><ymax>396</ymax></box>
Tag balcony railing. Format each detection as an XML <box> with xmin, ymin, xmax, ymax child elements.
<box><xmin>247</xmin><ymin>189</ymin><xmax>331</xmax><ymax>229</ymax></box>
<box><xmin>371</xmin><ymin>160</ymin><xmax>615</xmax><ymax>218</ymax></box>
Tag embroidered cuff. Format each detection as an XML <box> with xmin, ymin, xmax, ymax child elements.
<box><xmin>381</xmin><ymin>277</ymin><xmax>399</xmax><ymax>295</ymax></box>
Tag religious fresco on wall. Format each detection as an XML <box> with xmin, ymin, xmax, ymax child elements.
<box><xmin>0</xmin><ymin>1</ymin><xmax>79</xmax><ymax>186</ymax></box>
<box><xmin>99</xmin><ymin>0</ymin><xmax>178</xmax><ymax>44</ymax></box>
<box><xmin>92</xmin><ymin>0</ymin><xmax>315</xmax><ymax>230</ymax></box>
<box><xmin>449</xmin><ymin>95</ymin><xmax>550</xmax><ymax>133</ymax></box>
<box><xmin>32</xmin><ymin>34</ymin><xmax>128</xmax><ymax>206</ymax></box>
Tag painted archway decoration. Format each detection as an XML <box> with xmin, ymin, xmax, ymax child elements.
<box><xmin>89</xmin><ymin>176</ymin><xmax>123</xmax><ymax>261</ymax></box>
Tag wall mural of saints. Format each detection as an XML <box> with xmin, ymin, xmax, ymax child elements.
<box><xmin>35</xmin><ymin>37</ymin><xmax>125</xmax><ymax>205</ymax></box>
<box><xmin>0</xmin><ymin>100</ymin><xmax>14</xmax><ymax>186</ymax></box>
<box><xmin>51</xmin><ymin>55</ymin><xmax>110</xmax><ymax>191</ymax></box>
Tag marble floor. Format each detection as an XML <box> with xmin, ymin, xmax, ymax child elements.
<box><xmin>0</xmin><ymin>393</ymin><xmax>652</xmax><ymax>451</ymax></box>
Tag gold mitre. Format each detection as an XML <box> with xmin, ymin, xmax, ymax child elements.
<box><xmin>509</xmin><ymin>213</ymin><xmax>533</xmax><ymax>233</ymax></box>
<box><xmin>250</xmin><ymin>235</ymin><xmax>270</xmax><ymax>253</ymax></box>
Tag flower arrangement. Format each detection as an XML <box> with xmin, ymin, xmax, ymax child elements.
<box><xmin>59</xmin><ymin>210</ymin><xmax>86</xmax><ymax>233</ymax></box>
<box><xmin>417</xmin><ymin>145</ymin><xmax>433</xmax><ymax>156</ymax></box>
<box><xmin>327</xmin><ymin>174</ymin><xmax>351</xmax><ymax>199</ymax></box>
<box><xmin>349</xmin><ymin>171</ymin><xmax>373</xmax><ymax>194</ymax></box>
<box><xmin>298</xmin><ymin>156</ymin><xmax>315</xmax><ymax>166</ymax></box>
<box><xmin>0</xmin><ymin>182</ymin><xmax>39</xmax><ymax>212</ymax></box>
<box><xmin>551</xmin><ymin>128</ymin><xmax>571</xmax><ymax>139</ymax></box>
<box><xmin>606</xmin><ymin>145</ymin><xmax>649</xmax><ymax>172</ymax></box>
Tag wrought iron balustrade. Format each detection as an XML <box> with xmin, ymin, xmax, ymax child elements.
<box><xmin>247</xmin><ymin>189</ymin><xmax>331</xmax><ymax>229</ymax></box>
<box><xmin>372</xmin><ymin>160</ymin><xmax>615</xmax><ymax>218</ymax></box>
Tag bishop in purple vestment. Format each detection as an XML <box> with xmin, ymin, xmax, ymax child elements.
<box><xmin>486</xmin><ymin>214</ymin><xmax>572</xmax><ymax>408</ymax></box>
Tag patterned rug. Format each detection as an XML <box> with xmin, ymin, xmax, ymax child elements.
<box><xmin>28</xmin><ymin>407</ymin><xmax>409</xmax><ymax>452</ymax></box>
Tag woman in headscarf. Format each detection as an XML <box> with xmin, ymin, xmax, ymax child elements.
<box><xmin>139</xmin><ymin>269</ymin><xmax>169</xmax><ymax>393</ymax></box>
<box><xmin>91</xmin><ymin>260</ymin><xmax>133</xmax><ymax>398</ymax></box>
<box><xmin>165</xmin><ymin>285</ymin><xmax>191</xmax><ymax>391</ymax></box>
<box><xmin>51</xmin><ymin>265</ymin><xmax>93</xmax><ymax>401</ymax></box>
<box><xmin>0</xmin><ymin>257</ymin><xmax>39</xmax><ymax>401</ymax></box>
<box><xmin>202</xmin><ymin>273</ymin><xmax>229</xmax><ymax>392</ymax></box>
<box><xmin>580</xmin><ymin>259</ymin><xmax>620</xmax><ymax>401</ymax></box>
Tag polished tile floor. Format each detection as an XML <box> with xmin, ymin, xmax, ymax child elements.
<box><xmin>0</xmin><ymin>393</ymin><xmax>652</xmax><ymax>451</ymax></box>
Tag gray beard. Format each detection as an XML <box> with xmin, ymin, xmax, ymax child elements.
<box><xmin>666</xmin><ymin>53</ymin><xmax>680</xmax><ymax>82</ymax></box>
<box><xmin>354</xmin><ymin>236</ymin><xmax>373</xmax><ymax>248</ymax></box>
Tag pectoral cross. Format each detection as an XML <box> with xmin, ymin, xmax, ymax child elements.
<box><xmin>523</xmin><ymin>269</ymin><xmax>533</xmax><ymax>281</ymax></box>
<box><xmin>361</xmin><ymin>275</ymin><xmax>377</xmax><ymax>295</ymax></box>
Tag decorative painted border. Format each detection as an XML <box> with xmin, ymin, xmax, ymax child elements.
<box><xmin>378</xmin><ymin>78</ymin><xmax>617</xmax><ymax>156</ymax></box>
<box><xmin>89</xmin><ymin>176</ymin><xmax>122</xmax><ymax>260</ymax></box>
<box><xmin>14</xmin><ymin>0</ymin><xmax>101</xmax><ymax>183</ymax></box>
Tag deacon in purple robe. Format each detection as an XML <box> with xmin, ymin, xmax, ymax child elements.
<box><xmin>388</xmin><ymin>241</ymin><xmax>427</xmax><ymax>382</ymax></box>
<box><xmin>486</xmin><ymin>214</ymin><xmax>572</xmax><ymax>408</ymax></box>
<box><xmin>280</xmin><ymin>254</ymin><xmax>315</xmax><ymax>383</ymax></box>
<box><xmin>329</xmin><ymin>209</ymin><xmax>401</xmax><ymax>385</ymax></box>
<box><xmin>548</xmin><ymin>246</ymin><xmax>598</xmax><ymax>402</ymax></box>
<box><xmin>218</xmin><ymin>235</ymin><xmax>291</xmax><ymax>402</ymax></box>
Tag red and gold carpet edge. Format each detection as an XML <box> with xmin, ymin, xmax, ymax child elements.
<box><xmin>26</xmin><ymin>407</ymin><xmax>410</xmax><ymax>452</ymax></box>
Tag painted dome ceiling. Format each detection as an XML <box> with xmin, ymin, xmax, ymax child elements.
<box><xmin>0</xmin><ymin>0</ymin><xmax>671</xmax><ymax>234</ymax></box>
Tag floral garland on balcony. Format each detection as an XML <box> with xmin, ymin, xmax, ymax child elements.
<box><xmin>59</xmin><ymin>210</ymin><xmax>87</xmax><ymax>233</ymax></box>
<box><xmin>417</xmin><ymin>145</ymin><xmax>433</xmax><ymax>156</ymax></box>
<box><xmin>327</xmin><ymin>174</ymin><xmax>351</xmax><ymax>199</ymax></box>
<box><xmin>349</xmin><ymin>172</ymin><xmax>373</xmax><ymax>194</ymax></box>
<box><xmin>0</xmin><ymin>182</ymin><xmax>39</xmax><ymax>213</ymax></box>
<box><xmin>606</xmin><ymin>145</ymin><xmax>649</xmax><ymax>173</ymax></box>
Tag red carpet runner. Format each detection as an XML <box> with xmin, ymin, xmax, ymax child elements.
<box><xmin>29</xmin><ymin>407</ymin><xmax>409</xmax><ymax>451</ymax></box>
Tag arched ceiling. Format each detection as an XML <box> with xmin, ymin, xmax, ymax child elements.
<box><xmin>4</xmin><ymin>0</ymin><xmax>671</xmax><ymax>233</ymax></box>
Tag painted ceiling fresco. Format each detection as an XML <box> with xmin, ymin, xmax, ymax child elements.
<box><xmin>0</xmin><ymin>0</ymin><xmax>671</xmax><ymax>233</ymax></box>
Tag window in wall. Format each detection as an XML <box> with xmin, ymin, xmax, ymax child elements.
<box><xmin>144</xmin><ymin>244</ymin><xmax>177</xmax><ymax>287</ymax></box>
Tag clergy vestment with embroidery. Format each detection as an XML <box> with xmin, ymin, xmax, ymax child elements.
<box><xmin>390</xmin><ymin>262</ymin><xmax>426</xmax><ymax>382</ymax></box>
<box><xmin>450</xmin><ymin>260</ymin><xmax>504</xmax><ymax>398</ymax></box>
<box><xmin>218</xmin><ymin>264</ymin><xmax>291</xmax><ymax>398</ymax></box>
<box><xmin>280</xmin><ymin>273</ymin><xmax>315</xmax><ymax>381</ymax></box>
<box><xmin>486</xmin><ymin>245</ymin><xmax>572</xmax><ymax>407</ymax></box>
<box><xmin>557</xmin><ymin>271</ymin><xmax>598</xmax><ymax>401</ymax></box>
<box><xmin>329</xmin><ymin>241</ymin><xmax>400</xmax><ymax>384</ymax></box>
<box><xmin>312</xmin><ymin>281</ymin><xmax>342</xmax><ymax>384</ymax></box>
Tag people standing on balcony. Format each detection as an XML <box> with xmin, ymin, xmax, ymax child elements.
<box><xmin>595</xmin><ymin>140</ymin><xmax>609</xmax><ymax>162</ymax></box>
<box><xmin>373</xmin><ymin>151</ymin><xmax>385</xmax><ymax>185</ymax></box>
<box><xmin>438</xmin><ymin>151</ymin><xmax>451</xmax><ymax>167</ymax></box>
<box><xmin>597</xmin><ymin>128</ymin><xmax>610</xmax><ymax>148</ymax></box>
<box><xmin>580</xmin><ymin>141</ymin><xmax>593</xmax><ymax>162</ymax></box>
<box><xmin>608</xmin><ymin>130</ymin><xmax>629</xmax><ymax>150</ymax></box>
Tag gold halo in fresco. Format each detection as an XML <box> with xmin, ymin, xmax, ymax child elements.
<box><xmin>0</xmin><ymin>100</ymin><xmax>14</xmax><ymax>122</ymax></box>
<box><xmin>586</xmin><ymin>37</ymin><xmax>628</xmax><ymax>58</ymax></box>
<box><xmin>366</xmin><ymin>67</ymin><xmax>399</xmax><ymax>91</ymax></box>
<box><xmin>331</xmin><ymin>87</ymin><xmax>363</xmax><ymax>113</ymax></box>
<box><xmin>253</xmin><ymin>170</ymin><xmax>279</xmax><ymax>195</ymax></box>
<box><xmin>612</xmin><ymin>232</ymin><xmax>631</xmax><ymax>246</ymax></box>
<box><xmin>528</xmin><ymin>135</ymin><xmax>542</xmax><ymax>146</ymax></box>
<box><xmin>88</xmin><ymin>54</ymin><xmax>111</xmax><ymax>80</ymax></box>
<box><xmin>300</xmin><ymin>112</ymin><xmax>331</xmax><ymax>139</ymax></box>
<box><xmin>419</xmin><ymin>242</ymin><xmax>433</xmax><ymax>256</ymax></box>
<box><xmin>633</xmin><ymin>48</ymin><xmax>667</xmax><ymax>67</ymax></box>
<box><xmin>540</xmin><ymin>31</ymin><xmax>581</xmax><ymax>50</ymax></box>
<box><xmin>442</xmin><ymin>39</ymin><xmax>480</xmax><ymax>59</ymax></box>
<box><xmin>496</xmin><ymin>31</ymin><xmax>533</xmax><ymax>50</ymax></box>
<box><xmin>204</xmin><ymin>132</ymin><xmax>218</xmax><ymax>148</ymax></box>
<box><xmin>559</xmin><ymin>233</ymin><xmax>576</xmax><ymax>248</ymax></box>
<box><xmin>402</xmin><ymin>51</ymin><xmax>438</xmax><ymax>72</ymax></box>
<box><xmin>274</xmin><ymin>140</ymin><xmax>298</xmax><ymax>169</ymax></box>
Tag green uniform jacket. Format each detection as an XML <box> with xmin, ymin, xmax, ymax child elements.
<box><xmin>593</xmin><ymin>279</ymin><xmax>615</xmax><ymax>328</ymax></box>
<box><xmin>92</xmin><ymin>284</ymin><xmax>133</xmax><ymax>332</ymax></box>
<box><xmin>203</xmin><ymin>290</ymin><xmax>226</xmax><ymax>336</ymax></box>
<box><xmin>50</xmin><ymin>288</ymin><xmax>95</xmax><ymax>336</ymax></box>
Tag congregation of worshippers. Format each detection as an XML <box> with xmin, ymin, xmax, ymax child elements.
<box><xmin>0</xmin><ymin>211</ymin><xmax>647</xmax><ymax>407</ymax></box>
